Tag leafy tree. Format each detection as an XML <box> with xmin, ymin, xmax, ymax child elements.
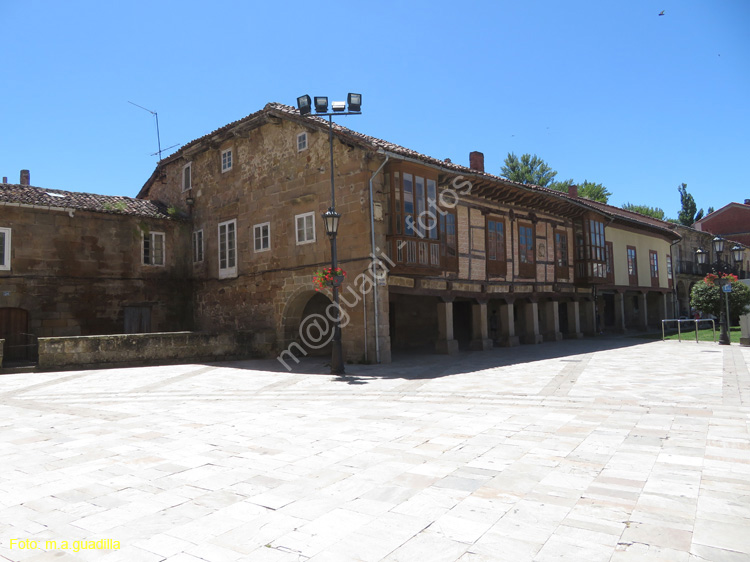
<box><xmin>577</xmin><ymin>180</ymin><xmax>612</xmax><ymax>203</ymax></box>
<box><xmin>707</xmin><ymin>206</ymin><xmax>715</xmax><ymax>215</ymax></box>
<box><xmin>677</xmin><ymin>183</ymin><xmax>704</xmax><ymax>226</ymax></box>
<box><xmin>622</xmin><ymin>203</ymin><xmax>666</xmax><ymax>220</ymax></box>
<box><xmin>501</xmin><ymin>153</ymin><xmax>611</xmax><ymax>202</ymax></box>
<box><xmin>501</xmin><ymin>153</ymin><xmax>557</xmax><ymax>186</ymax></box>
<box><xmin>691</xmin><ymin>273</ymin><xmax>750</xmax><ymax>323</ymax></box>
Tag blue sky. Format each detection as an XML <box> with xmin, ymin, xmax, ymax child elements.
<box><xmin>2</xmin><ymin>0</ymin><xmax>748</xmax><ymax>220</ymax></box>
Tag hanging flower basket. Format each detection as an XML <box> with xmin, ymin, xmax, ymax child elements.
<box><xmin>313</xmin><ymin>267</ymin><xmax>347</xmax><ymax>291</ymax></box>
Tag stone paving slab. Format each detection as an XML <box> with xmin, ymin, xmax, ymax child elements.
<box><xmin>0</xmin><ymin>337</ymin><xmax>749</xmax><ymax>561</ymax></box>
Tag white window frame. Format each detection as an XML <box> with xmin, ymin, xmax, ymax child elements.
<box><xmin>192</xmin><ymin>229</ymin><xmax>204</xmax><ymax>263</ymax></box>
<box><xmin>182</xmin><ymin>162</ymin><xmax>192</xmax><ymax>192</ymax></box>
<box><xmin>143</xmin><ymin>231</ymin><xmax>165</xmax><ymax>266</ymax></box>
<box><xmin>295</xmin><ymin>212</ymin><xmax>316</xmax><ymax>245</ymax></box>
<box><xmin>254</xmin><ymin>222</ymin><xmax>270</xmax><ymax>253</ymax></box>
<box><xmin>297</xmin><ymin>132</ymin><xmax>308</xmax><ymax>152</ymax></box>
<box><xmin>218</xmin><ymin>219</ymin><xmax>238</xmax><ymax>279</ymax></box>
<box><xmin>0</xmin><ymin>227</ymin><xmax>10</xmax><ymax>271</ymax></box>
<box><xmin>221</xmin><ymin>149</ymin><xmax>233</xmax><ymax>173</ymax></box>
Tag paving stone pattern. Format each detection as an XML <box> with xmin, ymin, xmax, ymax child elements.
<box><xmin>1</xmin><ymin>337</ymin><xmax>749</xmax><ymax>561</ymax></box>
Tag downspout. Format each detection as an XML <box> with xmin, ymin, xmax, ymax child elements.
<box><xmin>369</xmin><ymin>153</ymin><xmax>390</xmax><ymax>363</ymax></box>
<box><xmin>669</xmin><ymin>237</ymin><xmax>681</xmax><ymax>318</ymax></box>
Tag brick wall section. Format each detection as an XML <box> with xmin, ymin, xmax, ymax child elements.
<box><xmin>37</xmin><ymin>330</ymin><xmax>273</xmax><ymax>371</ymax></box>
<box><xmin>0</xmin><ymin>205</ymin><xmax>192</xmax><ymax>337</ymax></box>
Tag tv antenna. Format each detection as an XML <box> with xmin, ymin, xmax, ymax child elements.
<box><xmin>128</xmin><ymin>101</ymin><xmax>178</xmax><ymax>160</ymax></box>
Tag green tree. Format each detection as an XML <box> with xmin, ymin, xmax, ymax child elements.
<box><xmin>677</xmin><ymin>183</ymin><xmax>704</xmax><ymax>226</ymax></box>
<box><xmin>577</xmin><ymin>180</ymin><xmax>612</xmax><ymax>203</ymax></box>
<box><xmin>501</xmin><ymin>153</ymin><xmax>557</xmax><ymax>186</ymax></box>
<box><xmin>622</xmin><ymin>203</ymin><xmax>666</xmax><ymax>220</ymax></box>
<box><xmin>690</xmin><ymin>273</ymin><xmax>750</xmax><ymax>322</ymax></box>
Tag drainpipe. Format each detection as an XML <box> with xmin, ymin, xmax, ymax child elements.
<box><xmin>369</xmin><ymin>153</ymin><xmax>390</xmax><ymax>363</ymax></box>
<box><xmin>669</xmin><ymin>237</ymin><xmax>681</xmax><ymax>317</ymax></box>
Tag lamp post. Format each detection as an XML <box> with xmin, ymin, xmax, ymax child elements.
<box><xmin>296</xmin><ymin>93</ymin><xmax>362</xmax><ymax>375</ymax></box>
<box><xmin>695</xmin><ymin>238</ymin><xmax>743</xmax><ymax>345</ymax></box>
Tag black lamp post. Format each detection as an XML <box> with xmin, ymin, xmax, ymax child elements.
<box><xmin>695</xmin><ymin>237</ymin><xmax>743</xmax><ymax>345</ymax></box>
<box><xmin>296</xmin><ymin>93</ymin><xmax>362</xmax><ymax>375</ymax></box>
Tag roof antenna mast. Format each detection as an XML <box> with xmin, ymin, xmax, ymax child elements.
<box><xmin>128</xmin><ymin>101</ymin><xmax>165</xmax><ymax>160</ymax></box>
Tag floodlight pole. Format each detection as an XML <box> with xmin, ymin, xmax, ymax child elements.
<box><xmin>297</xmin><ymin>97</ymin><xmax>361</xmax><ymax>376</ymax></box>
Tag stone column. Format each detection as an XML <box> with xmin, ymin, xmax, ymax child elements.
<box><xmin>614</xmin><ymin>291</ymin><xmax>627</xmax><ymax>332</ymax></box>
<box><xmin>541</xmin><ymin>300</ymin><xmax>562</xmax><ymax>341</ymax></box>
<box><xmin>637</xmin><ymin>292</ymin><xmax>649</xmax><ymax>331</ymax></box>
<box><xmin>470</xmin><ymin>301</ymin><xmax>493</xmax><ymax>351</ymax></box>
<box><xmin>435</xmin><ymin>299</ymin><xmax>459</xmax><ymax>355</ymax></box>
<box><xmin>520</xmin><ymin>300</ymin><xmax>543</xmax><ymax>345</ymax></box>
<box><xmin>580</xmin><ymin>299</ymin><xmax>597</xmax><ymax>336</ymax></box>
<box><xmin>498</xmin><ymin>301</ymin><xmax>520</xmax><ymax>347</ymax></box>
<box><xmin>565</xmin><ymin>301</ymin><xmax>583</xmax><ymax>339</ymax></box>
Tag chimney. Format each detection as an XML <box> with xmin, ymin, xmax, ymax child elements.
<box><xmin>20</xmin><ymin>169</ymin><xmax>30</xmax><ymax>186</ymax></box>
<box><xmin>568</xmin><ymin>184</ymin><xmax>578</xmax><ymax>198</ymax></box>
<box><xmin>2</xmin><ymin>177</ymin><xmax>7</xmax><ymax>184</ymax></box>
<box><xmin>469</xmin><ymin>151</ymin><xmax>484</xmax><ymax>173</ymax></box>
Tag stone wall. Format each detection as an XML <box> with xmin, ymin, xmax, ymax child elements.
<box><xmin>37</xmin><ymin>330</ymin><xmax>274</xmax><ymax>371</ymax></box>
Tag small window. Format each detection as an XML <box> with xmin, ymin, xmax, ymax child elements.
<box><xmin>218</xmin><ymin>220</ymin><xmax>237</xmax><ymax>278</ymax></box>
<box><xmin>182</xmin><ymin>162</ymin><xmax>192</xmax><ymax>192</ymax></box>
<box><xmin>297</xmin><ymin>132</ymin><xmax>308</xmax><ymax>152</ymax></box>
<box><xmin>0</xmin><ymin>227</ymin><xmax>10</xmax><ymax>271</ymax></box>
<box><xmin>143</xmin><ymin>232</ymin><xmax>165</xmax><ymax>266</ymax></box>
<box><xmin>649</xmin><ymin>250</ymin><xmax>659</xmax><ymax>287</ymax></box>
<box><xmin>295</xmin><ymin>212</ymin><xmax>315</xmax><ymax>245</ymax></box>
<box><xmin>254</xmin><ymin>222</ymin><xmax>270</xmax><ymax>252</ymax></box>
<box><xmin>221</xmin><ymin>149</ymin><xmax>232</xmax><ymax>172</ymax></box>
<box><xmin>192</xmin><ymin>230</ymin><xmax>204</xmax><ymax>263</ymax></box>
<box><xmin>627</xmin><ymin>246</ymin><xmax>638</xmax><ymax>285</ymax></box>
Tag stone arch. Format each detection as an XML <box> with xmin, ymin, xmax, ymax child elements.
<box><xmin>281</xmin><ymin>289</ymin><xmax>334</xmax><ymax>357</ymax></box>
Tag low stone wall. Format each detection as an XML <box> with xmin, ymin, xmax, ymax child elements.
<box><xmin>37</xmin><ymin>331</ymin><xmax>275</xmax><ymax>371</ymax></box>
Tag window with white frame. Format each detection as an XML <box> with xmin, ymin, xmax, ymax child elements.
<box><xmin>218</xmin><ymin>219</ymin><xmax>237</xmax><ymax>278</ymax></box>
<box><xmin>254</xmin><ymin>222</ymin><xmax>270</xmax><ymax>252</ymax></box>
<box><xmin>221</xmin><ymin>149</ymin><xmax>232</xmax><ymax>172</ymax></box>
<box><xmin>0</xmin><ymin>227</ymin><xmax>10</xmax><ymax>271</ymax></box>
<box><xmin>297</xmin><ymin>132</ymin><xmax>308</xmax><ymax>152</ymax></box>
<box><xmin>182</xmin><ymin>162</ymin><xmax>192</xmax><ymax>192</ymax></box>
<box><xmin>143</xmin><ymin>231</ymin><xmax>165</xmax><ymax>266</ymax></box>
<box><xmin>192</xmin><ymin>230</ymin><xmax>204</xmax><ymax>263</ymax></box>
<box><xmin>295</xmin><ymin>212</ymin><xmax>315</xmax><ymax>245</ymax></box>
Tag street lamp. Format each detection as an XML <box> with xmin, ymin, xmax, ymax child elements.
<box><xmin>296</xmin><ymin>93</ymin><xmax>362</xmax><ymax>375</ymax></box>
<box><xmin>696</xmin><ymin>237</ymin><xmax>742</xmax><ymax>345</ymax></box>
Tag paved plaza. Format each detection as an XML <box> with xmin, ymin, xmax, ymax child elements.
<box><xmin>1</xmin><ymin>337</ymin><xmax>749</xmax><ymax>561</ymax></box>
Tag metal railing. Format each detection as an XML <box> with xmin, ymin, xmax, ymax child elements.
<box><xmin>661</xmin><ymin>319</ymin><xmax>716</xmax><ymax>343</ymax></box>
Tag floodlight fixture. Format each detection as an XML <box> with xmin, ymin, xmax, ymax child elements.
<box><xmin>297</xmin><ymin>95</ymin><xmax>311</xmax><ymax>115</ymax></box>
<box><xmin>347</xmin><ymin>93</ymin><xmax>361</xmax><ymax>112</ymax></box>
<box><xmin>314</xmin><ymin>96</ymin><xmax>329</xmax><ymax>113</ymax></box>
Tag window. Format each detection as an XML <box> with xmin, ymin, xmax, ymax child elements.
<box><xmin>666</xmin><ymin>254</ymin><xmax>673</xmax><ymax>289</ymax></box>
<box><xmin>254</xmin><ymin>222</ymin><xmax>270</xmax><ymax>252</ymax></box>
<box><xmin>182</xmin><ymin>162</ymin><xmax>192</xmax><ymax>192</ymax></box>
<box><xmin>573</xmin><ymin>215</ymin><xmax>607</xmax><ymax>282</ymax></box>
<box><xmin>627</xmin><ymin>246</ymin><xmax>638</xmax><ymax>285</ymax></box>
<box><xmin>518</xmin><ymin>223</ymin><xmax>535</xmax><ymax>278</ymax></box>
<box><xmin>295</xmin><ymin>212</ymin><xmax>315</xmax><ymax>245</ymax></box>
<box><xmin>192</xmin><ymin>230</ymin><xmax>204</xmax><ymax>263</ymax></box>
<box><xmin>555</xmin><ymin>230</ymin><xmax>568</xmax><ymax>279</ymax></box>
<box><xmin>297</xmin><ymin>132</ymin><xmax>308</xmax><ymax>152</ymax></box>
<box><xmin>143</xmin><ymin>232</ymin><xmax>165</xmax><ymax>266</ymax></box>
<box><xmin>487</xmin><ymin>218</ymin><xmax>507</xmax><ymax>276</ymax></box>
<box><xmin>0</xmin><ymin>227</ymin><xmax>10</xmax><ymax>271</ymax></box>
<box><xmin>218</xmin><ymin>220</ymin><xmax>237</xmax><ymax>278</ymax></box>
<box><xmin>221</xmin><ymin>149</ymin><xmax>232</xmax><ymax>172</ymax></box>
<box><xmin>649</xmin><ymin>250</ymin><xmax>659</xmax><ymax>287</ymax></box>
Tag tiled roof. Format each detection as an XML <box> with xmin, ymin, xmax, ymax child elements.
<box><xmin>0</xmin><ymin>182</ymin><xmax>177</xmax><ymax>220</ymax></box>
<box><xmin>150</xmin><ymin>102</ymin><xmax>679</xmax><ymax>239</ymax></box>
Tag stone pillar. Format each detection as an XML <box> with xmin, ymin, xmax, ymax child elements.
<box><xmin>580</xmin><ymin>299</ymin><xmax>597</xmax><ymax>336</ymax></box>
<box><xmin>637</xmin><ymin>292</ymin><xmax>648</xmax><ymax>331</ymax></box>
<box><xmin>470</xmin><ymin>301</ymin><xmax>493</xmax><ymax>351</ymax></box>
<box><xmin>614</xmin><ymin>291</ymin><xmax>627</xmax><ymax>332</ymax></box>
<box><xmin>541</xmin><ymin>300</ymin><xmax>562</xmax><ymax>341</ymax></box>
<box><xmin>498</xmin><ymin>301</ymin><xmax>520</xmax><ymax>347</ymax></box>
<box><xmin>435</xmin><ymin>300</ymin><xmax>459</xmax><ymax>355</ymax></box>
<box><xmin>520</xmin><ymin>300</ymin><xmax>543</xmax><ymax>345</ymax></box>
<box><xmin>565</xmin><ymin>301</ymin><xmax>583</xmax><ymax>339</ymax></box>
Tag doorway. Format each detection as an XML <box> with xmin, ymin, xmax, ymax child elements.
<box><xmin>0</xmin><ymin>308</ymin><xmax>31</xmax><ymax>361</ymax></box>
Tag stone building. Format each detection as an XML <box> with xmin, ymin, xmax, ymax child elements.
<box><xmin>137</xmin><ymin>103</ymin><xmax>681</xmax><ymax>364</ymax></box>
<box><xmin>0</xmin><ymin>172</ymin><xmax>192</xmax><ymax>362</ymax></box>
<box><xmin>695</xmin><ymin>201</ymin><xmax>750</xmax><ymax>248</ymax></box>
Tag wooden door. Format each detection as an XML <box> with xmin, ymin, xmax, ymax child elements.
<box><xmin>0</xmin><ymin>308</ymin><xmax>30</xmax><ymax>361</ymax></box>
<box><xmin>124</xmin><ymin>306</ymin><xmax>152</xmax><ymax>334</ymax></box>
